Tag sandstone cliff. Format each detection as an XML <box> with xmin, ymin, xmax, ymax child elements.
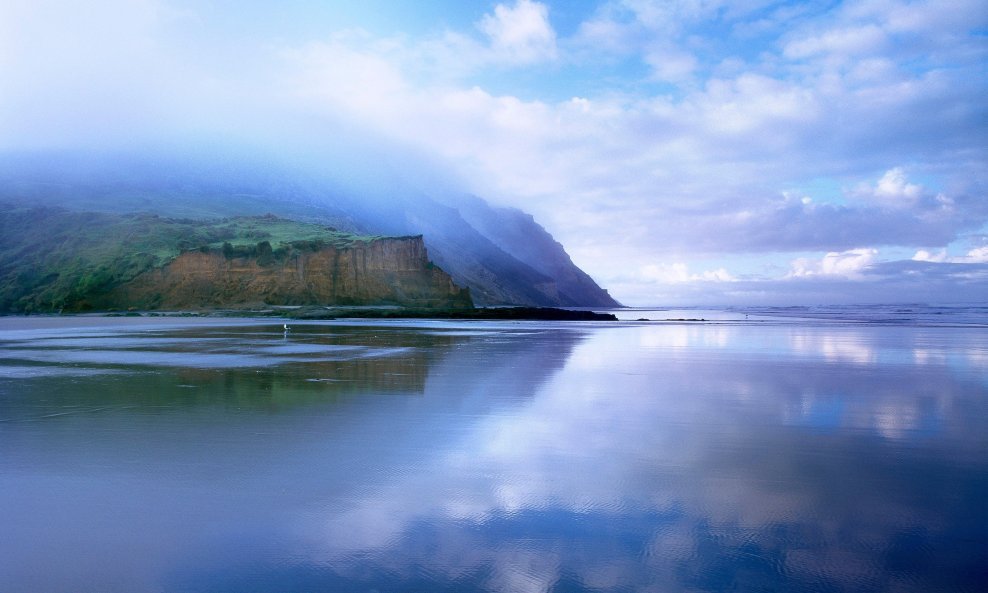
<box><xmin>113</xmin><ymin>236</ymin><xmax>473</xmax><ymax>310</ymax></box>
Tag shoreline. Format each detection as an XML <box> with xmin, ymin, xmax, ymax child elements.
<box><xmin>1</xmin><ymin>305</ymin><xmax>619</xmax><ymax>322</ymax></box>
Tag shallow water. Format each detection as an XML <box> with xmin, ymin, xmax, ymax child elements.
<box><xmin>0</xmin><ymin>314</ymin><xmax>985</xmax><ymax>592</ymax></box>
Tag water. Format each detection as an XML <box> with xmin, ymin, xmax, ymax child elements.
<box><xmin>0</xmin><ymin>311</ymin><xmax>985</xmax><ymax>592</ymax></box>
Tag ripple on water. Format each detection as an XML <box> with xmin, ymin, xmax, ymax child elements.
<box><xmin>252</xmin><ymin>344</ymin><xmax>366</xmax><ymax>355</ymax></box>
<box><xmin>0</xmin><ymin>365</ymin><xmax>126</xmax><ymax>378</ymax></box>
<box><xmin>0</xmin><ymin>343</ymin><xmax>410</xmax><ymax>369</ymax></box>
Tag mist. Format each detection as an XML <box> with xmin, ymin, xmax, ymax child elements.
<box><xmin>0</xmin><ymin>0</ymin><xmax>456</xmax><ymax>240</ymax></box>
<box><xmin>1</xmin><ymin>0</ymin><xmax>458</xmax><ymax>199</ymax></box>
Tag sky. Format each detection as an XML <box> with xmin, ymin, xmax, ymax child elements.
<box><xmin>1</xmin><ymin>0</ymin><xmax>986</xmax><ymax>305</ymax></box>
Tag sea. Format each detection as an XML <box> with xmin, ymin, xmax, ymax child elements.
<box><xmin>0</xmin><ymin>305</ymin><xmax>985</xmax><ymax>593</ymax></box>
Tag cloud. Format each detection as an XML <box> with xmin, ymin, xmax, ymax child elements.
<box><xmin>787</xmin><ymin>248</ymin><xmax>877</xmax><ymax>279</ymax></box>
<box><xmin>641</xmin><ymin>262</ymin><xmax>735</xmax><ymax>283</ymax></box>
<box><xmin>279</xmin><ymin>33</ymin><xmax>985</xmax><ymax>262</ymax></box>
<box><xmin>913</xmin><ymin>246</ymin><xmax>988</xmax><ymax>264</ymax></box>
<box><xmin>478</xmin><ymin>0</ymin><xmax>558</xmax><ymax>64</ymax></box>
<box><xmin>784</xmin><ymin>23</ymin><xmax>887</xmax><ymax>59</ymax></box>
<box><xmin>849</xmin><ymin>0</ymin><xmax>988</xmax><ymax>37</ymax></box>
<box><xmin>644</xmin><ymin>46</ymin><xmax>698</xmax><ymax>83</ymax></box>
<box><xmin>622</xmin><ymin>258</ymin><xmax>988</xmax><ymax>306</ymax></box>
<box><xmin>848</xmin><ymin>168</ymin><xmax>967</xmax><ymax>219</ymax></box>
<box><xmin>870</xmin><ymin>167</ymin><xmax>923</xmax><ymax>204</ymax></box>
<box><xmin>782</xmin><ymin>0</ymin><xmax>988</xmax><ymax>65</ymax></box>
<box><xmin>570</xmin><ymin>0</ymin><xmax>729</xmax><ymax>82</ymax></box>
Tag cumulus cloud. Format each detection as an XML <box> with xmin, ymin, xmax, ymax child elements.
<box><xmin>641</xmin><ymin>262</ymin><xmax>735</xmax><ymax>284</ymax></box>
<box><xmin>478</xmin><ymin>0</ymin><xmax>558</xmax><ymax>63</ymax></box>
<box><xmin>630</xmin><ymin>258</ymin><xmax>988</xmax><ymax>306</ymax></box>
<box><xmin>871</xmin><ymin>167</ymin><xmax>923</xmax><ymax>203</ymax></box>
<box><xmin>913</xmin><ymin>246</ymin><xmax>988</xmax><ymax>264</ymax></box>
<box><xmin>847</xmin><ymin>167</ymin><xmax>960</xmax><ymax>214</ymax></box>
<box><xmin>787</xmin><ymin>249</ymin><xmax>878</xmax><ymax>279</ymax></box>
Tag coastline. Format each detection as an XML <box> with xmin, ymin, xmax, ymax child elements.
<box><xmin>0</xmin><ymin>305</ymin><xmax>619</xmax><ymax>322</ymax></box>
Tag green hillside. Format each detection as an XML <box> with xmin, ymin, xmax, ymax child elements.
<box><xmin>0</xmin><ymin>205</ymin><xmax>385</xmax><ymax>313</ymax></box>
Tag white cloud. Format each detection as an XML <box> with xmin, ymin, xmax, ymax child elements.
<box><xmin>787</xmin><ymin>248</ymin><xmax>879</xmax><ymax>279</ymax></box>
<box><xmin>696</xmin><ymin>74</ymin><xmax>819</xmax><ymax>135</ymax></box>
<box><xmin>641</xmin><ymin>262</ymin><xmax>735</xmax><ymax>283</ymax></box>
<box><xmin>850</xmin><ymin>0</ymin><xmax>988</xmax><ymax>36</ymax></box>
<box><xmin>913</xmin><ymin>246</ymin><xmax>988</xmax><ymax>264</ymax></box>
<box><xmin>644</xmin><ymin>47</ymin><xmax>698</xmax><ymax>83</ymax></box>
<box><xmin>784</xmin><ymin>24</ymin><xmax>887</xmax><ymax>60</ymax></box>
<box><xmin>574</xmin><ymin>14</ymin><xmax>634</xmax><ymax>53</ymax></box>
<box><xmin>850</xmin><ymin>168</ymin><xmax>960</xmax><ymax>215</ymax></box>
<box><xmin>964</xmin><ymin>247</ymin><xmax>988</xmax><ymax>263</ymax></box>
<box><xmin>912</xmin><ymin>249</ymin><xmax>947</xmax><ymax>263</ymax></box>
<box><xmin>478</xmin><ymin>0</ymin><xmax>558</xmax><ymax>64</ymax></box>
<box><xmin>869</xmin><ymin>166</ymin><xmax>923</xmax><ymax>206</ymax></box>
<box><xmin>277</xmin><ymin>24</ymin><xmax>984</xmax><ymax>302</ymax></box>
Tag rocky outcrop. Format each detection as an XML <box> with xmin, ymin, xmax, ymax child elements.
<box><xmin>115</xmin><ymin>237</ymin><xmax>473</xmax><ymax>309</ymax></box>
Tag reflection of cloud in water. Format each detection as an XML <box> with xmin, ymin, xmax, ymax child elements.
<box><xmin>299</xmin><ymin>324</ymin><xmax>987</xmax><ymax>592</ymax></box>
<box><xmin>912</xmin><ymin>346</ymin><xmax>950</xmax><ymax>366</ymax></box>
<box><xmin>872</xmin><ymin>402</ymin><xmax>921</xmax><ymax>440</ymax></box>
<box><xmin>2</xmin><ymin>320</ymin><xmax>985</xmax><ymax>592</ymax></box>
<box><xmin>790</xmin><ymin>329</ymin><xmax>877</xmax><ymax>364</ymax></box>
<box><xmin>635</xmin><ymin>324</ymin><xmax>732</xmax><ymax>351</ymax></box>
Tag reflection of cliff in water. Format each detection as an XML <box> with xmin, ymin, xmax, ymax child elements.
<box><xmin>1</xmin><ymin>331</ymin><xmax>416</xmax><ymax>418</ymax></box>
<box><xmin>0</xmin><ymin>322</ymin><xmax>591</xmax><ymax>564</ymax></box>
<box><xmin>0</xmin><ymin>322</ymin><xmax>586</xmax><ymax>420</ymax></box>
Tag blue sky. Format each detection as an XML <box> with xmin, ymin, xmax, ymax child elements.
<box><xmin>1</xmin><ymin>0</ymin><xmax>986</xmax><ymax>305</ymax></box>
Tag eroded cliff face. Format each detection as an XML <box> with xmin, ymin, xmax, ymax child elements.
<box><xmin>115</xmin><ymin>237</ymin><xmax>473</xmax><ymax>309</ymax></box>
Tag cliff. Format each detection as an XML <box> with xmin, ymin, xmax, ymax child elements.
<box><xmin>0</xmin><ymin>206</ymin><xmax>471</xmax><ymax>312</ymax></box>
<box><xmin>115</xmin><ymin>237</ymin><xmax>472</xmax><ymax>309</ymax></box>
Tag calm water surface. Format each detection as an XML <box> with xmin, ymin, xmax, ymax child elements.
<box><xmin>0</xmin><ymin>313</ymin><xmax>985</xmax><ymax>592</ymax></box>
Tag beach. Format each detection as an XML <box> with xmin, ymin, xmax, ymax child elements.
<box><xmin>1</xmin><ymin>309</ymin><xmax>985</xmax><ymax>592</ymax></box>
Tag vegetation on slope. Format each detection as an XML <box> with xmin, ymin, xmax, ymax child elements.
<box><xmin>0</xmin><ymin>205</ymin><xmax>386</xmax><ymax>313</ymax></box>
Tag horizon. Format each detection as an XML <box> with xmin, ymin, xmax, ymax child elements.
<box><xmin>1</xmin><ymin>0</ymin><xmax>986</xmax><ymax>306</ymax></box>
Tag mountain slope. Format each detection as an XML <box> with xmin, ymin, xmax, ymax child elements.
<box><xmin>0</xmin><ymin>150</ymin><xmax>617</xmax><ymax>307</ymax></box>
<box><xmin>454</xmin><ymin>195</ymin><xmax>618</xmax><ymax>307</ymax></box>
